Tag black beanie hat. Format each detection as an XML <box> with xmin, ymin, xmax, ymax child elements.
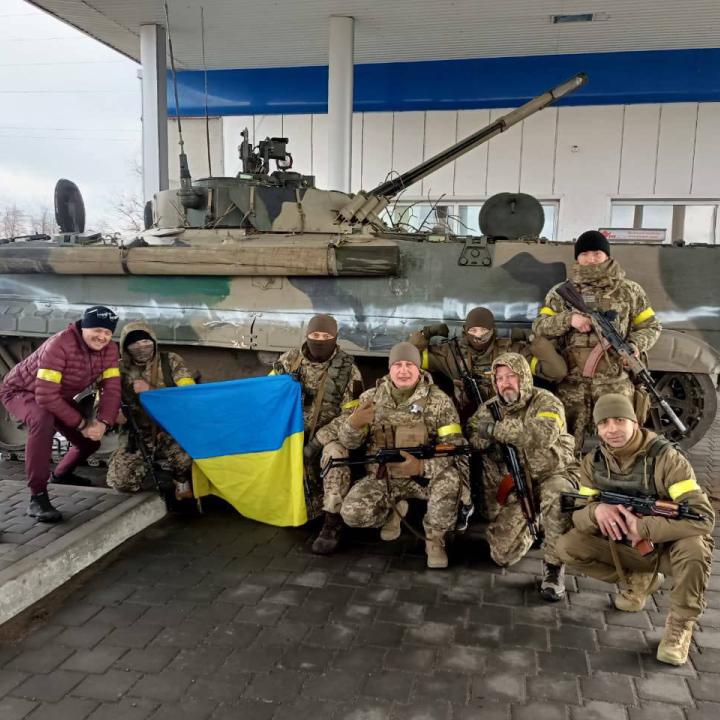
<box><xmin>81</xmin><ymin>305</ymin><xmax>118</xmax><ymax>332</ymax></box>
<box><xmin>123</xmin><ymin>329</ymin><xmax>154</xmax><ymax>350</ymax></box>
<box><xmin>574</xmin><ymin>230</ymin><xmax>611</xmax><ymax>259</ymax></box>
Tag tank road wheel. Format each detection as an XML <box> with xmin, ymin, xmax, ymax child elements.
<box><xmin>647</xmin><ymin>372</ymin><xmax>717</xmax><ymax>449</ymax></box>
<box><xmin>0</xmin><ymin>338</ymin><xmax>41</xmax><ymax>456</ymax></box>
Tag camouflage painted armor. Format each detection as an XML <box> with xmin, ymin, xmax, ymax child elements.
<box><xmin>532</xmin><ymin>258</ymin><xmax>661</xmax><ymax>450</ymax></box>
<box><xmin>106</xmin><ymin>321</ymin><xmax>195</xmax><ymax>493</ymax></box>
<box><xmin>468</xmin><ymin>353</ymin><xmax>579</xmax><ymax>566</ymax></box>
<box><xmin>339</xmin><ymin>373</ymin><xmax>465</xmax><ymax>534</ymax></box>
<box><xmin>558</xmin><ymin>429</ymin><xmax>714</xmax><ymax>621</ymax></box>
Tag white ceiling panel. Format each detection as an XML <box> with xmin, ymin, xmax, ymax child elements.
<box><xmin>25</xmin><ymin>1</ymin><xmax>720</xmax><ymax>69</ymax></box>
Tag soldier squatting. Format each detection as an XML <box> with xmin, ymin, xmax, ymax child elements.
<box><xmin>0</xmin><ymin>230</ymin><xmax>714</xmax><ymax>667</ymax></box>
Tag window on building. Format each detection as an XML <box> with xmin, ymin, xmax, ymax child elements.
<box><xmin>609</xmin><ymin>201</ymin><xmax>719</xmax><ymax>244</ymax></box>
<box><xmin>388</xmin><ymin>200</ymin><xmax>559</xmax><ymax>240</ymax></box>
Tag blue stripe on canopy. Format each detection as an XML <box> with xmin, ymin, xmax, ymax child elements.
<box><xmin>140</xmin><ymin>375</ymin><xmax>303</xmax><ymax>459</ymax></box>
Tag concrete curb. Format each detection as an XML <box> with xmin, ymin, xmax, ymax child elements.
<box><xmin>0</xmin><ymin>492</ymin><xmax>166</xmax><ymax>626</ymax></box>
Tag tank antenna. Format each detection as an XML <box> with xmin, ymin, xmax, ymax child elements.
<box><xmin>201</xmin><ymin>6</ymin><xmax>212</xmax><ymax>177</ymax></box>
<box><xmin>163</xmin><ymin>0</ymin><xmax>192</xmax><ymax>190</ymax></box>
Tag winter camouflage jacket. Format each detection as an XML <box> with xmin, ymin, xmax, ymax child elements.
<box><xmin>572</xmin><ymin>428</ymin><xmax>715</xmax><ymax>543</ymax></box>
<box><xmin>118</xmin><ymin>321</ymin><xmax>195</xmax><ymax>442</ymax></box>
<box><xmin>338</xmin><ymin>372</ymin><xmax>464</xmax><ymax>482</ymax></box>
<box><xmin>531</xmin><ymin>258</ymin><xmax>661</xmax><ymax>382</ymax></box>
<box><xmin>0</xmin><ymin>321</ymin><xmax>120</xmax><ymax>428</ymax></box>
<box><xmin>468</xmin><ymin>352</ymin><xmax>577</xmax><ymax>481</ymax></box>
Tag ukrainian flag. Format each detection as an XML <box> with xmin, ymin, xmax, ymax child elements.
<box><xmin>140</xmin><ymin>375</ymin><xmax>307</xmax><ymax>526</ymax></box>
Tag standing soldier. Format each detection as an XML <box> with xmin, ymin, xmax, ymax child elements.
<box><xmin>532</xmin><ymin>230</ymin><xmax>661</xmax><ymax>451</ymax></box>
<box><xmin>339</xmin><ymin>342</ymin><xmax>465</xmax><ymax>569</ymax></box>
<box><xmin>106</xmin><ymin>321</ymin><xmax>195</xmax><ymax>499</ymax></box>
<box><xmin>270</xmin><ymin>314</ymin><xmax>363</xmax><ymax>554</ymax></box>
<box><xmin>557</xmin><ymin>394</ymin><xmax>714</xmax><ymax>666</ymax></box>
<box><xmin>468</xmin><ymin>353</ymin><xmax>579</xmax><ymax>601</ymax></box>
<box><xmin>0</xmin><ymin>306</ymin><xmax>121</xmax><ymax>522</ymax></box>
<box><xmin>409</xmin><ymin>306</ymin><xmax>567</xmax><ymax>422</ymax></box>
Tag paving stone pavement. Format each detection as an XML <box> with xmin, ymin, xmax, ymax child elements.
<box><xmin>0</xmin><ymin>402</ymin><xmax>717</xmax><ymax>720</ymax></box>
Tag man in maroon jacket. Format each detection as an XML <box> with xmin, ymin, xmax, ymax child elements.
<box><xmin>0</xmin><ymin>306</ymin><xmax>121</xmax><ymax>522</ymax></box>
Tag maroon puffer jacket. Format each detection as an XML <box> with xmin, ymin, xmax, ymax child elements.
<box><xmin>0</xmin><ymin>322</ymin><xmax>121</xmax><ymax>428</ymax></box>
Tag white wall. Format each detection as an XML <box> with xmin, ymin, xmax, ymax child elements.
<box><xmin>174</xmin><ymin>102</ymin><xmax>720</xmax><ymax>241</ymax></box>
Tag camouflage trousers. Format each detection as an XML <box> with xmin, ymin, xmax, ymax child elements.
<box><xmin>320</xmin><ymin>441</ymin><xmax>352</xmax><ymax>514</ymax></box>
<box><xmin>481</xmin><ymin>455</ymin><xmax>578</xmax><ymax>566</ymax></box>
<box><xmin>557</xmin><ymin>529</ymin><xmax>714</xmax><ymax>621</ymax></box>
<box><xmin>106</xmin><ymin>432</ymin><xmax>192</xmax><ymax>493</ymax></box>
<box><xmin>558</xmin><ymin>377</ymin><xmax>634</xmax><ymax>452</ymax></box>
<box><xmin>341</xmin><ymin>466</ymin><xmax>462</xmax><ymax>534</ymax></box>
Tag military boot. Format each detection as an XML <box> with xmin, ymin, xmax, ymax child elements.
<box><xmin>312</xmin><ymin>512</ymin><xmax>343</xmax><ymax>555</ymax></box>
<box><xmin>27</xmin><ymin>492</ymin><xmax>62</xmax><ymax>523</ymax></box>
<box><xmin>614</xmin><ymin>571</ymin><xmax>665</xmax><ymax>612</ymax></box>
<box><xmin>539</xmin><ymin>562</ymin><xmax>566</xmax><ymax>602</ymax></box>
<box><xmin>51</xmin><ymin>471</ymin><xmax>92</xmax><ymax>487</ymax></box>
<box><xmin>380</xmin><ymin>500</ymin><xmax>408</xmax><ymax>542</ymax></box>
<box><xmin>657</xmin><ymin>614</ymin><xmax>695</xmax><ymax>665</ymax></box>
<box><xmin>425</xmin><ymin>530</ymin><xmax>448</xmax><ymax>569</ymax></box>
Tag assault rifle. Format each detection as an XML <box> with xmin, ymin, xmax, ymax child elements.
<box><xmin>447</xmin><ymin>337</ymin><xmax>542</xmax><ymax>544</ymax></box>
<box><xmin>555</xmin><ymin>281</ymin><xmax>687</xmax><ymax>435</ymax></box>
<box><xmin>122</xmin><ymin>402</ymin><xmax>174</xmax><ymax>506</ymax></box>
<box><xmin>560</xmin><ymin>490</ymin><xmax>707</xmax><ymax>555</ymax></box>
<box><xmin>320</xmin><ymin>443</ymin><xmax>472</xmax><ymax>482</ymax></box>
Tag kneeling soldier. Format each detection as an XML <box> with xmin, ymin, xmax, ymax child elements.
<box><xmin>270</xmin><ymin>314</ymin><xmax>363</xmax><ymax>553</ymax></box>
<box><xmin>339</xmin><ymin>342</ymin><xmax>465</xmax><ymax>569</ymax></box>
<box><xmin>469</xmin><ymin>352</ymin><xmax>579</xmax><ymax>601</ymax></box>
<box><xmin>106</xmin><ymin>322</ymin><xmax>195</xmax><ymax>498</ymax></box>
<box><xmin>557</xmin><ymin>394</ymin><xmax>714</xmax><ymax>666</ymax></box>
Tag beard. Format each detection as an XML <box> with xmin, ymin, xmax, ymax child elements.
<box><xmin>500</xmin><ymin>388</ymin><xmax>520</xmax><ymax>404</ymax></box>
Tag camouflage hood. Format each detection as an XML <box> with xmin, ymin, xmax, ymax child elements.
<box><xmin>491</xmin><ymin>352</ymin><xmax>534</xmax><ymax>410</ymax></box>
<box><xmin>118</xmin><ymin>320</ymin><xmax>157</xmax><ymax>369</ymax></box>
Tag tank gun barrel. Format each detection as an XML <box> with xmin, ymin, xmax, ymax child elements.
<box><xmin>368</xmin><ymin>72</ymin><xmax>587</xmax><ymax>198</ymax></box>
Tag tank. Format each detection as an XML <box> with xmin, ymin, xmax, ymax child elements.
<box><xmin>0</xmin><ymin>72</ymin><xmax>718</xmax><ymax>456</ymax></box>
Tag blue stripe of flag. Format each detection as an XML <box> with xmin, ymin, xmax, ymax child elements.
<box><xmin>140</xmin><ymin>375</ymin><xmax>303</xmax><ymax>459</ymax></box>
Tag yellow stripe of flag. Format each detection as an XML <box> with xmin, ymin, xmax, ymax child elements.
<box><xmin>192</xmin><ymin>430</ymin><xmax>307</xmax><ymax>526</ymax></box>
<box><xmin>176</xmin><ymin>377</ymin><xmax>195</xmax><ymax>386</ymax></box>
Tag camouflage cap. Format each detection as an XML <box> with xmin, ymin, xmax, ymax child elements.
<box><xmin>593</xmin><ymin>393</ymin><xmax>637</xmax><ymax>425</ymax></box>
<box><xmin>388</xmin><ymin>341</ymin><xmax>421</xmax><ymax>369</ymax></box>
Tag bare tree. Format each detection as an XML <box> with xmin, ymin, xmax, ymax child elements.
<box><xmin>110</xmin><ymin>192</ymin><xmax>145</xmax><ymax>232</ymax></box>
<box><xmin>1</xmin><ymin>204</ymin><xmax>26</xmax><ymax>238</ymax></box>
<box><xmin>28</xmin><ymin>205</ymin><xmax>57</xmax><ymax>236</ymax></box>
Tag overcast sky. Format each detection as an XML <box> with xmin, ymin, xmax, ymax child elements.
<box><xmin>0</xmin><ymin>0</ymin><xmax>141</xmax><ymax>229</ymax></box>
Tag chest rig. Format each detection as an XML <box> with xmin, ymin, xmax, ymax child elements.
<box><xmin>292</xmin><ymin>348</ymin><xmax>355</xmax><ymax>435</ymax></box>
<box><xmin>373</xmin><ymin>387</ymin><xmax>430</xmax><ymax>479</ymax></box>
<box><xmin>592</xmin><ymin>436</ymin><xmax>672</xmax><ymax>497</ymax></box>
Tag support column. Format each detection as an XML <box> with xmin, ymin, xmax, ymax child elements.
<box><xmin>140</xmin><ymin>24</ymin><xmax>169</xmax><ymax>203</ymax></box>
<box><xmin>327</xmin><ymin>16</ymin><xmax>354</xmax><ymax>192</ymax></box>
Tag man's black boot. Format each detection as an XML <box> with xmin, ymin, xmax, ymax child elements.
<box><xmin>51</xmin><ymin>471</ymin><xmax>92</xmax><ymax>487</ymax></box>
<box><xmin>27</xmin><ymin>492</ymin><xmax>63</xmax><ymax>523</ymax></box>
<box><xmin>311</xmin><ymin>512</ymin><xmax>343</xmax><ymax>555</ymax></box>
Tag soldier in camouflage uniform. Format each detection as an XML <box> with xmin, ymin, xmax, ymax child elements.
<box><xmin>339</xmin><ymin>342</ymin><xmax>465</xmax><ymax>569</ymax></box>
<box><xmin>468</xmin><ymin>352</ymin><xmax>579</xmax><ymax>600</ymax></box>
<box><xmin>106</xmin><ymin>321</ymin><xmax>195</xmax><ymax>497</ymax></box>
<box><xmin>409</xmin><ymin>306</ymin><xmax>567</xmax><ymax>423</ymax></box>
<box><xmin>532</xmin><ymin>230</ymin><xmax>661</xmax><ymax>451</ymax></box>
<box><xmin>557</xmin><ymin>394</ymin><xmax>714</xmax><ymax>666</ymax></box>
<box><xmin>270</xmin><ymin>314</ymin><xmax>363</xmax><ymax>554</ymax></box>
